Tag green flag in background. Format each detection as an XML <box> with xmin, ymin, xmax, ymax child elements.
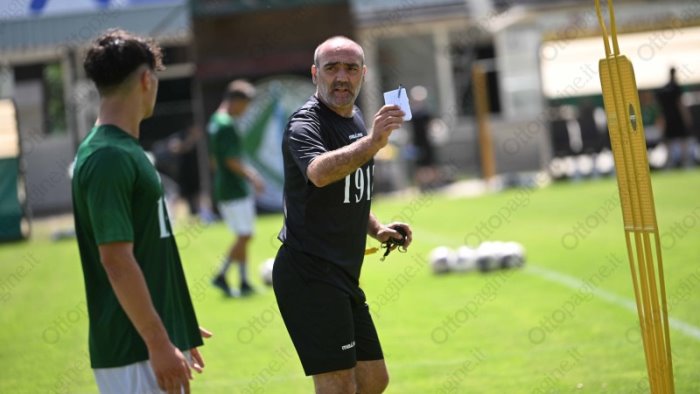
<box><xmin>237</xmin><ymin>77</ymin><xmax>314</xmax><ymax>212</ymax></box>
<box><xmin>0</xmin><ymin>99</ymin><xmax>24</xmax><ymax>241</ymax></box>
<box><xmin>0</xmin><ymin>158</ymin><xmax>23</xmax><ymax>240</ymax></box>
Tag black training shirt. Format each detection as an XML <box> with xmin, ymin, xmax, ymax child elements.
<box><xmin>279</xmin><ymin>95</ymin><xmax>373</xmax><ymax>281</ymax></box>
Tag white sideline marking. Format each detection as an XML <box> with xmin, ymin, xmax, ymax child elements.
<box><xmin>416</xmin><ymin>230</ymin><xmax>700</xmax><ymax>342</ymax></box>
<box><xmin>523</xmin><ymin>265</ymin><xmax>700</xmax><ymax>342</ymax></box>
<box><xmin>525</xmin><ymin>265</ymin><xmax>638</xmax><ymax>312</ymax></box>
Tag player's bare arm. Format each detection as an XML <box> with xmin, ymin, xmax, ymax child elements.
<box><xmin>307</xmin><ymin>105</ymin><xmax>404</xmax><ymax>187</ymax></box>
<box><xmin>367</xmin><ymin>212</ymin><xmax>413</xmax><ymax>248</ymax></box>
<box><xmin>225</xmin><ymin>157</ymin><xmax>265</xmax><ymax>193</ymax></box>
<box><xmin>98</xmin><ymin>242</ymin><xmax>194</xmax><ymax>393</ymax></box>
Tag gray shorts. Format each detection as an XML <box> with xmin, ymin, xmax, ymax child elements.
<box><xmin>93</xmin><ymin>352</ymin><xmax>191</xmax><ymax>394</ymax></box>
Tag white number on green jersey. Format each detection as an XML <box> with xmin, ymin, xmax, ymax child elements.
<box><xmin>343</xmin><ymin>165</ymin><xmax>373</xmax><ymax>204</ymax></box>
<box><xmin>157</xmin><ymin>197</ymin><xmax>171</xmax><ymax>238</ymax></box>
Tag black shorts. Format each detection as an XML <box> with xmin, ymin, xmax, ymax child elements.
<box><xmin>272</xmin><ymin>245</ymin><xmax>383</xmax><ymax>376</ymax></box>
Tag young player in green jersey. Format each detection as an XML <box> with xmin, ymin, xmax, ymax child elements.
<box><xmin>208</xmin><ymin>80</ymin><xmax>265</xmax><ymax>297</ymax></box>
<box><xmin>72</xmin><ymin>29</ymin><xmax>210</xmax><ymax>394</ymax></box>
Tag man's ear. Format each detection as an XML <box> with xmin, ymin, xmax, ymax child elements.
<box><xmin>311</xmin><ymin>64</ymin><xmax>317</xmax><ymax>85</ymax></box>
<box><xmin>140</xmin><ymin>69</ymin><xmax>153</xmax><ymax>91</ymax></box>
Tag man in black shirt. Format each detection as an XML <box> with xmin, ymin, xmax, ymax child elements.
<box><xmin>656</xmin><ymin>67</ymin><xmax>692</xmax><ymax>168</ymax></box>
<box><xmin>409</xmin><ymin>85</ymin><xmax>439</xmax><ymax>190</ymax></box>
<box><xmin>273</xmin><ymin>36</ymin><xmax>413</xmax><ymax>394</ymax></box>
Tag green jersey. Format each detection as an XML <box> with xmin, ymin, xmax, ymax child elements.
<box><xmin>208</xmin><ymin>112</ymin><xmax>249</xmax><ymax>201</ymax></box>
<box><xmin>72</xmin><ymin>125</ymin><xmax>203</xmax><ymax>368</ymax></box>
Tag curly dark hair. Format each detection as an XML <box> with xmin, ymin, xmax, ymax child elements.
<box><xmin>83</xmin><ymin>28</ymin><xmax>164</xmax><ymax>93</ymax></box>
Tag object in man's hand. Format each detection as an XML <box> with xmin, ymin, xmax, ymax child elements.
<box><xmin>383</xmin><ymin>85</ymin><xmax>412</xmax><ymax>121</ymax></box>
<box><xmin>388</xmin><ymin>225</ymin><xmax>407</xmax><ymax>246</ymax></box>
<box><xmin>380</xmin><ymin>225</ymin><xmax>408</xmax><ymax>261</ymax></box>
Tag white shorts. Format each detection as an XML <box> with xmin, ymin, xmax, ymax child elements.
<box><xmin>218</xmin><ymin>197</ymin><xmax>255</xmax><ymax>236</ymax></box>
<box><xmin>93</xmin><ymin>352</ymin><xmax>191</xmax><ymax>394</ymax></box>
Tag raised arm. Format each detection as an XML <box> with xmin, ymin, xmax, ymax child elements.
<box><xmin>225</xmin><ymin>158</ymin><xmax>264</xmax><ymax>194</ymax></box>
<box><xmin>307</xmin><ymin>105</ymin><xmax>404</xmax><ymax>187</ymax></box>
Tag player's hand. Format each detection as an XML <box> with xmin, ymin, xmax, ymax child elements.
<box><xmin>148</xmin><ymin>341</ymin><xmax>193</xmax><ymax>394</ymax></box>
<box><xmin>190</xmin><ymin>327</ymin><xmax>213</xmax><ymax>373</ymax></box>
<box><xmin>375</xmin><ymin>222</ymin><xmax>413</xmax><ymax>249</ymax></box>
<box><xmin>371</xmin><ymin>105</ymin><xmax>405</xmax><ymax>148</ymax></box>
<box><xmin>199</xmin><ymin>326</ymin><xmax>213</xmax><ymax>338</ymax></box>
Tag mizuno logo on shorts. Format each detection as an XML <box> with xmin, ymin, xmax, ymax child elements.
<box><xmin>341</xmin><ymin>341</ymin><xmax>355</xmax><ymax>351</ymax></box>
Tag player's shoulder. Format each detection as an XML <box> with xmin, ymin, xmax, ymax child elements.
<box><xmin>72</xmin><ymin>148</ymin><xmax>128</xmax><ymax>193</ymax></box>
<box><xmin>287</xmin><ymin>96</ymin><xmax>323</xmax><ymax>135</ymax></box>
<box><xmin>76</xmin><ymin>144</ymin><xmax>140</xmax><ymax>182</ymax></box>
<box><xmin>290</xmin><ymin>96</ymin><xmax>323</xmax><ymax>122</ymax></box>
<box><xmin>74</xmin><ymin>127</ymin><xmax>151</xmax><ymax>189</ymax></box>
<box><xmin>208</xmin><ymin>112</ymin><xmax>234</xmax><ymax>133</ymax></box>
<box><xmin>93</xmin><ymin>144</ymin><xmax>139</xmax><ymax>167</ymax></box>
<box><xmin>215</xmin><ymin>111</ymin><xmax>233</xmax><ymax>123</ymax></box>
<box><xmin>78</xmin><ymin>126</ymin><xmax>134</xmax><ymax>159</ymax></box>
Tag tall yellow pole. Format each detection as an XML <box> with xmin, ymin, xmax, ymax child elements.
<box><xmin>594</xmin><ymin>1</ymin><xmax>674</xmax><ymax>392</ymax></box>
<box><xmin>472</xmin><ymin>64</ymin><xmax>496</xmax><ymax>181</ymax></box>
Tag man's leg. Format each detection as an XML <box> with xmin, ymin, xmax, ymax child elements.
<box><xmin>228</xmin><ymin>234</ymin><xmax>254</xmax><ymax>294</ymax></box>
<box><xmin>667</xmin><ymin>139</ymin><xmax>682</xmax><ymax>168</ymax></box>
<box><xmin>228</xmin><ymin>234</ymin><xmax>250</xmax><ymax>263</ymax></box>
<box><xmin>311</xmin><ymin>361</ymin><xmax>388</xmax><ymax>394</ymax></box>
<box><xmin>212</xmin><ymin>254</ymin><xmax>236</xmax><ymax>297</ymax></box>
<box><xmin>213</xmin><ymin>198</ymin><xmax>255</xmax><ymax>296</ymax></box>
<box><xmin>313</xmin><ymin>368</ymin><xmax>356</xmax><ymax>394</ymax></box>
<box><xmin>232</xmin><ymin>196</ymin><xmax>256</xmax><ymax>293</ymax></box>
<box><xmin>355</xmin><ymin>360</ymin><xmax>389</xmax><ymax>394</ymax></box>
<box><xmin>351</xmin><ymin>299</ymin><xmax>387</xmax><ymax>394</ymax></box>
<box><xmin>273</xmin><ymin>247</ymin><xmax>359</xmax><ymax>386</ymax></box>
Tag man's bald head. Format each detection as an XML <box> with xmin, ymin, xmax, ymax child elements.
<box><xmin>311</xmin><ymin>36</ymin><xmax>367</xmax><ymax>117</ymax></box>
<box><xmin>313</xmin><ymin>36</ymin><xmax>365</xmax><ymax>67</ymax></box>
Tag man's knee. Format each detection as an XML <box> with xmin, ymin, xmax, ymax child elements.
<box><xmin>358</xmin><ymin>370</ymin><xmax>389</xmax><ymax>394</ymax></box>
<box><xmin>356</xmin><ymin>362</ymin><xmax>389</xmax><ymax>394</ymax></box>
<box><xmin>313</xmin><ymin>369</ymin><xmax>356</xmax><ymax>394</ymax></box>
<box><xmin>381</xmin><ymin>370</ymin><xmax>390</xmax><ymax>391</ymax></box>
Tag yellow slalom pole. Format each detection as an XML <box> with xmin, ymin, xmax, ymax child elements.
<box><xmin>472</xmin><ymin>63</ymin><xmax>496</xmax><ymax>181</ymax></box>
<box><xmin>594</xmin><ymin>0</ymin><xmax>674</xmax><ymax>392</ymax></box>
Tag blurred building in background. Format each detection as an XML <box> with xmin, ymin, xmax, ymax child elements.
<box><xmin>355</xmin><ymin>0</ymin><xmax>700</xmax><ymax>186</ymax></box>
<box><xmin>0</xmin><ymin>0</ymin><xmax>191</xmax><ymax>216</ymax></box>
<box><xmin>0</xmin><ymin>0</ymin><xmax>699</xmax><ymax>217</ymax></box>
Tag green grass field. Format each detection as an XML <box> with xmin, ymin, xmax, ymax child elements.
<box><xmin>1</xmin><ymin>170</ymin><xmax>699</xmax><ymax>393</ymax></box>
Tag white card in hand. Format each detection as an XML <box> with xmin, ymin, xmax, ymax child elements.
<box><xmin>383</xmin><ymin>87</ymin><xmax>412</xmax><ymax>121</ymax></box>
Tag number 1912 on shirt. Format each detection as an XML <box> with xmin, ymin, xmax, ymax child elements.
<box><xmin>343</xmin><ymin>166</ymin><xmax>374</xmax><ymax>204</ymax></box>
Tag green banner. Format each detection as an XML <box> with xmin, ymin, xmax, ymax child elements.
<box><xmin>236</xmin><ymin>77</ymin><xmax>315</xmax><ymax>211</ymax></box>
<box><xmin>0</xmin><ymin>157</ymin><xmax>23</xmax><ymax>241</ymax></box>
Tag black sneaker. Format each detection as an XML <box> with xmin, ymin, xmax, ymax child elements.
<box><xmin>240</xmin><ymin>281</ymin><xmax>256</xmax><ymax>297</ymax></box>
<box><xmin>212</xmin><ymin>274</ymin><xmax>239</xmax><ymax>298</ymax></box>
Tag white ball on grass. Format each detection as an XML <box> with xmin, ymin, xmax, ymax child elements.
<box><xmin>429</xmin><ymin>246</ymin><xmax>455</xmax><ymax>275</ymax></box>
<box><xmin>502</xmin><ymin>242</ymin><xmax>526</xmax><ymax>268</ymax></box>
<box><xmin>476</xmin><ymin>242</ymin><xmax>500</xmax><ymax>272</ymax></box>
<box><xmin>451</xmin><ymin>246</ymin><xmax>477</xmax><ymax>272</ymax></box>
<box><xmin>260</xmin><ymin>258</ymin><xmax>275</xmax><ymax>286</ymax></box>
